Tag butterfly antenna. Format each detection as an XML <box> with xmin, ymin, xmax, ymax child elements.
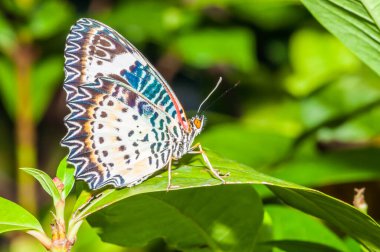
<box><xmin>197</xmin><ymin>77</ymin><xmax>223</xmax><ymax>114</ymax></box>
<box><xmin>200</xmin><ymin>81</ymin><xmax>240</xmax><ymax>114</ymax></box>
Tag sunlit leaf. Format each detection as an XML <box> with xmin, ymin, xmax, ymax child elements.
<box><xmin>268</xmin><ymin>185</ymin><xmax>379</xmax><ymax>251</ymax></box>
<box><xmin>173</xmin><ymin>28</ymin><xmax>256</xmax><ymax>72</ymax></box>
<box><xmin>71</xmin><ymin>221</ymin><xmax>124</xmax><ymax>252</ymax></box>
<box><xmin>301</xmin><ymin>0</ymin><xmax>380</xmax><ymax>76</ymax></box>
<box><xmin>70</xmin><ymin>151</ymin><xmax>380</xmax><ymax>250</ymax></box>
<box><xmin>88</xmin><ymin>185</ymin><xmax>263</xmax><ymax>251</ymax></box>
<box><xmin>29</xmin><ymin>1</ymin><xmax>73</xmax><ymax>39</ymax></box>
<box><xmin>317</xmin><ymin>105</ymin><xmax>380</xmax><ymax>143</ymax></box>
<box><xmin>101</xmin><ymin>1</ymin><xmax>198</xmax><ymax>44</ymax></box>
<box><xmin>285</xmin><ymin>28</ymin><xmax>360</xmax><ymax>97</ymax></box>
<box><xmin>198</xmin><ymin>124</ymin><xmax>293</xmax><ymax>168</ymax></box>
<box><xmin>343</xmin><ymin>237</ymin><xmax>362</xmax><ymax>252</ymax></box>
<box><xmin>21</xmin><ymin>168</ymin><xmax>61</xmax><ymax>204</ymax></box>
<box><xmin>0</xmin><ymin>197</ymin><xmax>43</xmax><ymax>233</ymax></box>
<box><xmin>243</xmin><ymin>99</ymin><xmax>304</xmax><ymax>138</ymax></box>
<box><xmin>300</xmin><ymin>74</ymin><xmax>380</xmax><ymax>129</ymax></box>
<box><xmin>264</xmin><ymin>205</ymin><xmax>351</xmax><ymax>251</ymax></box>
<box><xmin>0</xmin><ymin>13</ymin><xmax>16</xmax><ymax>53</ymax></box>
<box><xmin>56</xmin><ymin>157</ymin><xmax>75</xmax><ymax>199</ymax></box>
<box><xmin>253</xmin><ymin>210</ymin><xmax>273</xmax><ymax>252</ymax></box>
<box><xmin>271</xmin><ymin>140</ymin><xmax>380</xmax><ymax>187</ymax></box>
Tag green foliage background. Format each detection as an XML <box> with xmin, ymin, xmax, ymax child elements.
<box><xmin>0</xmin><ymin>0</ymin><xmax>379</xmax><ymax>251</ymax></box>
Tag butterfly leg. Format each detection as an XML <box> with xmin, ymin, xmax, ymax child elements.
<box><xmin>166</xmin><ymin>158</ymin><xmax>173</xmax><ymax>191</ymax></box>
<box><xmin>188</xmin><ymin>143</ymin><xmax>226</xmax><ymax>184</ymax></box>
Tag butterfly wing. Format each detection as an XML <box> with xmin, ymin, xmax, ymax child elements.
<box><xmin>62</xmin><ymin>77</ymin><xmax>181</xmax><ymax>189</ymax></box>
<box><xmin>64</xmin><ymin>18</ymin><xmax>189</xmax><ymax>131</ymax></box>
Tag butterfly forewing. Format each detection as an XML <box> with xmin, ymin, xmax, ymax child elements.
<box><xmin>64</xmin><ymin>18</ymin><xmax>189</xmax><ymax>130</ymax></box>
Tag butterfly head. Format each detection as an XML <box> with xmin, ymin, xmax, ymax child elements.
<box><xmin>190</xmin><ymin>114</ymin><xmax>206</xmax><ymax>136</ymax></box>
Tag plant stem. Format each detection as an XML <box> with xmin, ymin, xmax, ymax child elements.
<box><xmin>26</xmin><ymin>230</ymin><xmax>52</xmax><ymax>250</ymax></box>
<box><xmin>50</xmin><ymin>218</ymin><xmax>71</xmax><ymax>252</ymax></box>
<box><xmin>13</xmin><ymin>43</ymin><xmax>37</xmax><ymax>214</ymax></box>
<box><xmin>67</xmin><ymin>219</ymin><xmax>83</xmax><ymax>245</ymax></box>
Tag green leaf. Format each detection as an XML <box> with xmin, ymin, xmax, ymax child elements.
<box><xmin>31</xmin><ymin>56</ymin><xmax>63</xmax><ymax>122</ymax></box>
<box><xmin>56</xmin><ymin>157</ymin><xmax>75</xmax><ymax>199</ymax></box>
<box><xmin>71</xmin><ymin>221</ymin><xmax>124</xmax><ymax>252</ymax></box>
<box><xmin>300</xmin><ymin>75</ymin><xmax>380</xmax><ymax>129</ymax></box>
<box><xmin>198</xmin><ymin>124</ymin><xmax>293</xmax><ymax>168</ymax></box>
<box><xmin>0</xmin><ymin>13</ymin><xmax>16</xmax><ymax>53</ymax></box>
<box><xmin>271</xmin><ymin>142</ymin><xmax>380</xmax><ymax>187</ymax></box>
<box><xmin>21</xmin><ymin>168</ymin><xmax>61</xmax><ymax>204</ymax></box>
<box><xmin>71</xmin><ymin>152</ymin><xmax>292</xmax><ymax>219</ymax></box>
<box><xmin>264</xmin><ymin>205</ymin><xmax>350</xmax><ymax>251</ymax></box>
<box><xmin>71</xmin><ymin>151</ymin><xmax>380</xmax><ymax>250</ymax></box>
<box><xmin>243</xmin><ymin>99</ymin><xmax>304</xmax><ymax>138</ymax></box>
<box><xmin>317</xmin><ymin>105</ymin><xmax>380</xmax><ymax>143</ymax></box>
<box><xmin>173</xmin><ymin>28</ymin><xmax>256</xmax><ymax>72</ymax></box>
<box><xmin>285</xmin><ymin>28</ymin><xmax>360</xmax><ymax>97</ymax></box>
<box><xmin>71</xmin><ymin>221</ymin><xmax>125</xmax><ymax>252</ymax></box>
<box><xmin>261</xmin><ymin>240</ymin><xmax>342</xmax><ymax>252</ymax></box>
<box><xmin>232</xmin><ymin>1</ymin><xmax>305</xmax><ymax>30</ymax></box>
<box><xmin>362</xmin><ymin>0</ymin><xmax>380</xmax><ymax>28</ymax></box>
<box><xmin>88</xmin><ymin>185</ymin><xmax>263</xmax><ymax>251</ymax></box>
<box><xmin>0</xmin><ymin>57</ymin><xmax>16</xmax><ymax>118</ymax></box>
<box><xmin>102</xmin><ymin>2</ymin><xmax>198</xmax><ymax>44</ymax></box>
<box><xmin>0</xmin><ymin>0</ymin><xmax>27</xmax><ymax>14</ymax></box>
<box><xmin>300</xmin><ymin>0</ymin><xmax>380</xmax><ymax>76</ymax></box>
<box><xmin>253</xmin><ymin>210</ymin><xmax>273</xmax><ymax>252</ymax></box>
<box><xmin>343</xmin><ymin>237</ymin><xmax>363</xmax><ymax>252</ymax></box>
<box><xmin>268</xmin><ymin>186</ymin><xmax>380</xmax><ymax>251</ymax></box>
<box><xmin>29</xmin><ymin>0</ymin><xmax>73</xmax><ymax>39</ymax></box>
<box><xmin>0</xmin><ymin>197</ymin><xmax>43</xmax><ymax>233</ymax></box>
<box><xmin>182</xmin><ymin>0</ymin><xmax>231</xmax><ymax>9</ymax></box>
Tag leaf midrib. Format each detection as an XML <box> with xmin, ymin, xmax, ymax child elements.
<box><xmin>361</xmin><ymin>0</ymin><xmax>380</xmax><ymax>29</ymax></box>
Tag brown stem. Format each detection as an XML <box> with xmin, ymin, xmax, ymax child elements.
<box><xmin>13</xmin><ymin>43</ymin><xmax>37</xmax><ymax>213</ymax></box>
<box><xmin>50</xmin><ymin>214</ymin><xmax>75</xmax><ymax>251</ymax></box>
<box><xmin>49</xmin><ymin>190</ymin><xmax>77</xmax><ymax>252</ymax></box>
<box><xmin>50</xmin><ymin>219</ymin><xmax>72</xmax><ymax>252</ymax></box>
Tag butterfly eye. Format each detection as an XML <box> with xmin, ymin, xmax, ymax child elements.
<box><xmin>194</xmin><ymin>118</ymin><xmax>202</xmax><ymax>129</ymax></box>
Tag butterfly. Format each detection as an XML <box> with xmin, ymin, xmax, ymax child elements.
<box><xmin>61</xmin><ymin>18</ymin><xmax>226</xmax><ymax>190</ymax></box>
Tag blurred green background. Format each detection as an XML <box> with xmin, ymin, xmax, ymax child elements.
<box><xmin>0</xmin><ymin>0</ymin><xmax>379</xmax><ymax>251</ymax></box>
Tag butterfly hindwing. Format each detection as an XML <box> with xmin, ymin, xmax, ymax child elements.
<box><xmin>62</xmin><ymin>78</ymin><xmax>177</xmax><ymax>189</ymax></box>
<box><xmin>64</xmin><ymin>18</ymin><xmax>189</xmax><ymax>131</ymax></box>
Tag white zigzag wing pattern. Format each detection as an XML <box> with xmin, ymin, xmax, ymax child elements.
<box><xmin>62</xmin><ymin>77</ymin><xmax>183</xmax><ymax>189</ymax></box>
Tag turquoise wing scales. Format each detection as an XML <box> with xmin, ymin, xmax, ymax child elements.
<box><xmin>63</xmin><ymin>18</ymin><xmax>189</xmax><ymax>130</ymax></box>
